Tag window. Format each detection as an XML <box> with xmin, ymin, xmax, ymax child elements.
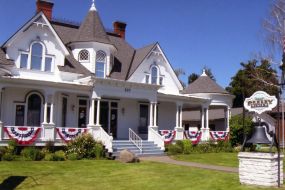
<box><xmin>20</xmin><ymin>54</ymin><xmax>28</xmax><ymax>68</ymax></box>
<box><xmin>79</xmin><ymin>49</ymin><xmax>89</xmax><ymax>62</ymax></box>
<box><xmin>95</xmin><ymin>50</ymin><xmax>106</xmax><ymax>78</ymax></box>
<box><xmin>27</xmin><ymin>94</ymin><xmax>42</xmax><ymax>126</ymax></box>
<box><xmin>15</xmin><ymin>104</ymin><xmax>25</xmax><ymax>126</ymax></box>
<box><xmin>78</xmin><ymin>99</ymin><xmax>87</xmax><ymax>128</ymax></box>
<box><xmin>19</xmin><ymin>41</ymin><xmax>54</xmax><ymax>72</ymax></box>
<box><xmin>151</xmin><ymin>66</ymin><xmax>158</xmax><ymax>84</ymax></box>
<box><xmin>62</xmin><ymin>97</ymin><xmax>67</xmax><ymax>127</ymax></box>
<box><xmin>31</xmin><ymin>43</ymin><xmax>43</xmax><ymax>70</ymax></box>
<box><xmin>159</xmin><ymin>76</ymin><xmax>163</xmax><ymax>85</ymax></box>
<box><xmin>145</xmin><ymin>74</ymin><xmax>150</xmax><ymax>84</ymax></box>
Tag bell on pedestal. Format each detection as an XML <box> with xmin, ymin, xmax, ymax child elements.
<box><xmin>246</xmin><ymin>126</ymin><xmax>271</xmax><ymax>144</ymax></box>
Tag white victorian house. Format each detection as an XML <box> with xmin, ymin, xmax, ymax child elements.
<box><xmin>0</xmin><ymin>0</ymin><xmax>233</xmax><ymax>155</ymax></box>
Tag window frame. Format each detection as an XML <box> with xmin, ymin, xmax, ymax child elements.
<box><xmin>150</xmin><ymin>65</ymin><xmax>159</xmax><ymax>85</ymax></box>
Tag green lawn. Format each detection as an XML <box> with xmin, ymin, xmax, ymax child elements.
<box><xmin>0</xmin><ymin>160</ymin><xmax>283</xmax><ymax>190</ymax></box>
<box><xmin>173</xmin><ymin>152</ymin><xmax>239</xmax><ymax>167</ymax></box>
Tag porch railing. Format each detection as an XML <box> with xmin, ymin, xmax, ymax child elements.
<box><xmin>149</xmin><ymin>127</ymin><xmax>165</xmax><ymax>150</ymax></box>
<box><xmin>129</xmin><ymin>128</ymin><xmax>142</xmax><ymax>154</ymax></box>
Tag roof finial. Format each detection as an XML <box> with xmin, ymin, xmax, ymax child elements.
<box><xmin>90</xmin><ymin>0</ymin><xmax>97</xmax><ymax>11</ymax></box>
<box><xmin>201</xmin><ymin>69</ymin><xmax>207</xmax><ymax>76</ymax></box>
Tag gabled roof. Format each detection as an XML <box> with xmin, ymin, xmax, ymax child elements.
<box><xmin>74</xmin><ymin>9</ymin><xmax>111</xmax><ymax>45</ymax></box>
<box><xmin>183</xmin><ymin>72</ymin><xmax>229</xmax><ymax>94</ymax></box>
<box><xmin>126</xmin><ymin>43</ymin><xmax>157</xmax><ymax>79</ymax></box>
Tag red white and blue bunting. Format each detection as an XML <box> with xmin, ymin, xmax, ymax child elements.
<box><xmin>4</xmin><ymin>126</ymin><xmax>41</xmax><ymax>145</ymax></box>
<box><xmin>56</xmin><ymin>127</ymin><xmax>87</xmax><ymax>142</ymax></box>
<box><xmin>184</xmin><ymin>130</ymin><xmax>202</xmax><ymax>144</ymax></box>
<box><xmin>159</xmin><ymin>130</ymin><xmax>176</xmax><ymax>144</ymax></box>
<box><xmin>210</xmin><ymin>131</ymin><xmax>229</xmax><ymax>141</ymax></box>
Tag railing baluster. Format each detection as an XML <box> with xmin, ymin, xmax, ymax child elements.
<box><xmin>129</xmin><ymin>128</ymin><xmax>142</xmax><ymax>154</ymax></box>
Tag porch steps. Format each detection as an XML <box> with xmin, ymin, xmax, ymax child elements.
<box><xmin>112</xmin><ymin>140</ymin><xmax>165</xmax><ymax>157</ymax></box>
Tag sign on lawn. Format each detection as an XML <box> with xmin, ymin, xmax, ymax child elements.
<box><xmin>244</xmin><ymin>91</ymin><xmax>277</xmax><ymax>114</ymax></box>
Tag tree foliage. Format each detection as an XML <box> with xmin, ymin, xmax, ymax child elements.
<box><xmin>188</xmin><ymin>67</ymin><xmax>215</xmax><ymax>84</ymax></box>
<box><xmin>229</xmin><ymin>114</ymin><xmax>253</xmax><ymax>147</ymax></box>
<box><xmin>226</xmin><ymin>59</ymin><xmax>279</xmax><ymax>107</ymax></box>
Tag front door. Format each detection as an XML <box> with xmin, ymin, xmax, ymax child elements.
<box><xmin>99</xmin><ymin>101</ymin><xmax>118</xmax><ymax>138</ymax></box>
<box><xmin>138</xmin><ymin>104</ymin><xmax>148</xmax><ymax>135</ymax></box>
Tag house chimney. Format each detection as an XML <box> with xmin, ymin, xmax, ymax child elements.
<box><xmin>113</xmin><ymin>21</ymin><xmax>127</xmax><ymax>39</ymax></box>
<box><xmin>36</xmin><ymin>0</ymin><xmax>54</xmax><ymax>21</ymax></box>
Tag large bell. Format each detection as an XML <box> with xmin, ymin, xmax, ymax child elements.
<box><xmin>246</xmin><ymin>126</ymin><xmax>271</xmax><ymax>144</ymax></box>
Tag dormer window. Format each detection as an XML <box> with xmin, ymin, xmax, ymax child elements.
<box><xmin>151</xmin><ymin>66</ymin><xmax>158</xmax><ymax>84</ymax></box>
<box><xmin>79</xmin><ymin>49</ymin><xmax>89</xmax><ymax>62</ymax></box>
<box><xmin>95</xmin><ymin>50</ymin><xmax>106</xmax><ymax>78</ymax></box>
<box><xmin>19</xmin><ymin>41</ymin><xmax>54</xmax><ymax>72</ymax></box>
<box><xmin>145</xmin><ymin>65</ymin><xmax>163</xmax><ymax>85</ymax></box>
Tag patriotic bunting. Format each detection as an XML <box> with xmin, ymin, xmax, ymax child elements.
<box><xmin>4</xmin><ymin>126</ymin><xmax>41</xmax><ymax>145</ymax></box>
<box><xmin>184</xmin><ymin>130</ymin><xmax>202</xmax><ymax>144</ymax></box>
<box><xmin>210</xmin><ymin>131</ymin><xmax>229</xmax><ymax>141</ymax></box>
<box><xmin>159</xmin><ymin>130</ymin><xmax>176</xmax><ymax>144</ymax></box>
<box><xmin>56</xmin><ymin>127</ymin><xmax>87</xmax><ymax>142</ymax></box>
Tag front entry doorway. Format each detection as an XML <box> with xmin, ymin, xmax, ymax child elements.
<box><xmin>97</xmin><ymin>101</ymin><xmax>118</xmax><ymax>138</ymax></box>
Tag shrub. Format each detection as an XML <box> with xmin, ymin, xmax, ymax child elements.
<box><xmin>216</xmin><ymin>141</ymin><xmax>233</xmax><ymax>152</ymax></box>
<box><xmin>7</xmin><ymin>139</ymin><xmax>18</xmax><ymax>155</ymax></box>
<box><xmin>195</xmin><ymin>143</ymin><xmax>214</xmax><ymax>153</ymax></box>
<box><xmin>54</xmin><ymin>150</ymin><xmax>66</xmax><ymax>161</ymax></box>
<box><xmin>94</xmin><ymin>143</ymin><xmax>104</xmax><ymax>160</ymax></box>
<box><xmin>44</xmin><ymin>141</ymin><xmax>55</xmax><ymax>153</ymax></box>
<box><xmin>0</xmin><ymin>147</ymin><xmax>7</xmax><ymax>160</ymax></box>
<box><xmin>182</xmin><ymin>140</ymin><xmax>192</xmax><ymax>154</ymax></box>
<box><xmin>167</xmin><ymin>143</ymin><xmax>183</xmax><ymax>155</ymax></box>
<box><xmin>230</xmin><ymin>115</ymin><xmax>253</xmax><ymax>146</ymax></box>
<box><xmin>21</xmin><ymin>147</ymin><xmax>43</xmax><ymax>161</ymax></box>
<box><xmin>2</xmin><ymin>153</ymin><xmax>15</xmax><ymax>161</ymax></box>
<box><xmin>66</xmin><ymin>133</ymin><xmax>105</xmax><ymax>159</ymax></box>
<box><xmin>44</xmin><ymin>153</ymin><xmax>54</xmax><ymax>161</ymax></box>
<box><xmin>67</xmin><ymin>153</ymin><xmax>79</xmax><ymax>161</ymax></box>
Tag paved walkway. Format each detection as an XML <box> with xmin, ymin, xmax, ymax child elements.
<box><xmin>140</xmin><ymin>156</ymin><xmax>238</xmax><ymax>173</ymax></box>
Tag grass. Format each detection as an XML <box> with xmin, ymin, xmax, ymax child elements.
<box><xmin>0</xmin><ymin>160</ymin><xmax>284</xmax><ymax>190</ymax></box>
<box><xmin>173</xmin><ymin>152</ymin><xmax>239</xmax><ymax>167</ymax></box>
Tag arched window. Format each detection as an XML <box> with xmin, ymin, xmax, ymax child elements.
<box><xmin>79</xmin><ymin>49</ymin><xmax>90</xmax><ymax>62</ymax></box>
<box><xmin>27</xmin><ymin>94</ymin><xmax>42</xmax><ymax>126</ymax></box>
<box><xmin>31</xmin><ymin>42</ymin><xmax>43</xmax><ymax>70</ymax></box>
<box><xmin>151</xmin><ymin>66</ymin><xmax>158</xmax><ymax>84</ymax></box>
<box><xmin>95</xmin><ymin>50</ymin><xmax>106</xmax><ymax>78</ymax></box>
<box><xmin>19</xmin><ymin>41</ymin><xmax>54</xmax><ymax>72</ymax></box>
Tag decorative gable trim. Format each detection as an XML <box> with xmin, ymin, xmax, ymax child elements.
<box><xmin>2</xmin><ymin>12</ymin><xmax>69</xmax><ymax>56</ymax></box>
<box><xmin>128</xmin><ymin>43</ymin><xmax>183</xmax><ymax>90</ymax></box>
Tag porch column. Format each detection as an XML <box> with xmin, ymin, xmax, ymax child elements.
<box><xmin>149</xmin><ymin>102</ymin><xmax>153</xmax><ymax>127</ymax></box>
<box><xmin>226</xmin><ymin>107</ymin><xmax>230</xmax><ymax>132</ymax></box>
<box><xmin>175</xmin><ymin>103</ymin><xmax>184</xmax><ymax>140</ymax></box>
<box><xmin>49</xmin><ymin>95</ymin><xmax>54</xmax><ymax>125</ymax></box>
<box><xmin>88</xmin><ymin>98</ymin><xmax>95</xmax><ymax>126</ymax></box>
<box><xmin>179</xmin><ymin>105</ymin><xmax>183</xmax><ymax>128</ymax></box>
<box><xmin>43</xmin><ymin>92</ymin><xmax>56</xmax><ymax>141</ymax></box>
<box><xmin>95</xmin><ymin>98</ymin><xmax>101</xmax><ymax>126</ymax></box>
<box><xmin>200</xmin><ymin>107</ymin><xmax>205</xmax><ymax>129</ymax></box>
<box><xmin>43</xmin><ymin>101</ymin><xmax>48</xmax><ymax>124</ymax></box>
<box><xmin>205</xmin><ymin>107</ymin><xmax>209</xmax><ymax>129</ymax></box>
<box><xmin>153</xmin><ymin>102</ymin><xmax>157</xmax><ymax>127</ymax></box>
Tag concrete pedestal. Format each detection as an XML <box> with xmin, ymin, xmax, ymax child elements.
<box><xmin>238</xmin><ymin>152</ymin><xmax>284</xmax><ymax>187</ymax></box>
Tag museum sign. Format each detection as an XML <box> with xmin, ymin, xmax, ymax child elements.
<box><xmin>244</xmin><ymin>91</ymin><xmax>277</xmax><ymax>114</ymax></box>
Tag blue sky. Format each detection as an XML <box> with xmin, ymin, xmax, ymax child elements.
<box><xmin>0</xmin><ymin>0</ymin><xmax>278</xmax><ymax>87</ymax></box>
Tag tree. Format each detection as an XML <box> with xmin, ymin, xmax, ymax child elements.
<box><xmin>226</xmin><ymin>59</ymin><xmax>279</xmax><ymax>107</ymax></box>
<box><xmin>174</xmin><ymin>68</ymin><xmax>186</xmax><ymax>88</ymax></box>
<box><xmin>230</xmin><ymin>115</ymin><xmax>253</xmax><ymax>147</ymax></box>
<box><xmin>187</xmin><ymin>66</ymin><xmax>216</xmax><ymax>84</ymax></box>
